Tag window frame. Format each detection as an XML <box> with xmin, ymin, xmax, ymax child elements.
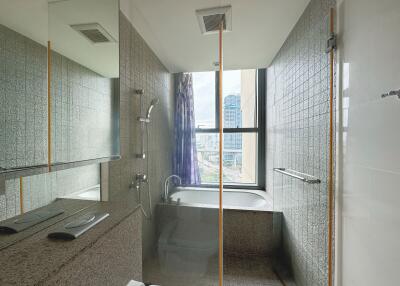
<box><xmin>191</xmin><ymin>69</ymin><xmax>266</xmax><ymax>190</ymax></box>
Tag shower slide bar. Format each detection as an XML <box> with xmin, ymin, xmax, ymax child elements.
<box><xmin>273</xmin><ymin>168</ymin><xmax>321</xmax><ymax>184</ymax></box>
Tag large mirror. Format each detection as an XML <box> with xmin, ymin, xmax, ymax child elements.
<box><xmin>0</xmin><ymin>0</ymin><xmax>119</xmax><ymax>250</ymax></box>
<box><xmin>0</xmin><ymin>1</ymin><xmax>49</xmax><ymax>171</ymax></box>
<box><xmin>49</xmin><ymin>0</ymin><xmax>120</xmax><ymax>165</ymax></box>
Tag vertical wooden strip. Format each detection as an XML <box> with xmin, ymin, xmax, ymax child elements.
<box><xmin>47</xmin><ymin>41</ymin><xmax>52</xmax><ymax>172</ymax></box>
<box><xmin>328</xmin><ymin>7</ymin><xmax>335</xmax><ymax>286</ymax></box>
<box><xmin>218</xmin><ymin>22</ymin><xmax>224</xmax><ymax>286</ymax></box>
<box><xmin>19</xmin><ymin>177</ymin><xmax>24</xmax><ymax>214</ymax></box>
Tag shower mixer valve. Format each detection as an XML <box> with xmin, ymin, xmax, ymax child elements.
<box><xmin>130</xmin><ymin>173</ymin><xmax>148</xmax><ymax>191</ymax></box>
<box><xmin>131</xmin><ymin>173</ymin><xmax>153</xmax><ymax>220</ymax></box>
<box><xmin>134</xmin><ymin>173</ymin><xmax>148</xmax><ymax>188</ymax></box>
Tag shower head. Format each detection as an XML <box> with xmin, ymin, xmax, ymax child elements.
<box><xmin>138</xmin><ymin>98</ymin><xmax>159</xmax><ymax>123</ymax></box>
<box><xmin>146</xmin><ymin>98</ymin><xmax>159</xmax><ymax>119</ymax></box>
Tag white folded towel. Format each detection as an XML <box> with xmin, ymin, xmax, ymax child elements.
<box><xmin>126</xmin><ymin>280</ymin><xmax>145</xmax><ymax>286</ymax></box>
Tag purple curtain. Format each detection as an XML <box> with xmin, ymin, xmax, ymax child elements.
<box><xmin>173</xmin><ymin>73</ymin><xmax>201</xmax><ymax>185</ymax></box>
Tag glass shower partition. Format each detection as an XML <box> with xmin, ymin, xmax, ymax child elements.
<box><xmin>143</xmin><ymin>21</ymin><xmax>223</xmax><ymax>286</ymax></box>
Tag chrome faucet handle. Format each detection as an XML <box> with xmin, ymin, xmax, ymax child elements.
<box><xmin>130</xmin><ymin>174</ymin><xmax>148</xmax><ymax>192</ymax></box>
<box><xmin>135</xmin><ymin>173</ymin><xmax>148</xmax><ymax>183</ymax></box>
<box><xmin>163</xmin><ymin>174</ymin><xmax>182</xmax><ymax>202</ymax></box>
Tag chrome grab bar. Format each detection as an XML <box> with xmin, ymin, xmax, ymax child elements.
<box><xmin>273</xmin><ymin>168</ymin><xmax>321</xmax><ymax>184</ymax></box>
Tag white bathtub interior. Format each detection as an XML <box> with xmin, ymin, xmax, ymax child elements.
<box><xmin>61</xmin><ymin>184</ymin><xmax>101</xmax><ymax>201</ymax></box>
<box><xmin>169</xmin><ymin>187</ymin><xmax>272</xmax><ymax>211</ymax></box>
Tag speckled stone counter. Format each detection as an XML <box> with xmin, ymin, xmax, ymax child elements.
<box><xmin>0</xmin><ymin>198</ymin><xmax>97</xmax><ymax>250</ymax></box>
<box><xmin>0</xmin><ymin>191</ymin><xmax>142</xmax><ymax>286</ymax></box>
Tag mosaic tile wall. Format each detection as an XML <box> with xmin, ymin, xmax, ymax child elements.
<box><xmin>266</xmin><ymin>0</ymin><xmax>336</xmax><ymax>285</ymax></box>
<box><xmin>0</xmin><ymin>164</ymin><xmax>99</xmax><ymax>221</ymax></box>
<box><xmin>0</xmin><ymin>25</ymin><xmax>110</xmax><ymax>221</ymax></box>
<box><xmin>106</xmin><ymin>12</ymin><xmax>174</xmax><ymax>258</ymax></box>
<box><xmin>51</xmin><ymin>53</ymin><xmax>117</xmax><ymax>163</ymax></box>
<box><xmin>0</xmin><ymin>24</ymin><xmax>48</xmax><ymax>169</ymax></box>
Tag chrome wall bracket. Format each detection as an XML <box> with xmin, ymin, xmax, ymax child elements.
<box><xmin>134</xmin><ymin>89</ymin><xmax>144</xmax><ymax>95</ymax></box>
<box><xmin>326</xmin><ymin>33</ymin><xmax>337</xmax><ymax>53</ymax></box>
<box><xmin>135</xmin><ymin>153</ymin><xmax>146</xmax><ymax>159</ymax></box>
<box><xmin>381</xmin><ymin>89</ymin><xmax>400</xmax><ymax>99</ymax></box>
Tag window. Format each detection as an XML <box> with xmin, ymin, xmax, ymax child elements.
<box><xmin>192</xmin><ymin>69</ymin><xmax>266</xmax><ymax>188</ymax></box>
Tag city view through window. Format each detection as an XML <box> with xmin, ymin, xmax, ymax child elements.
<box><xmin>193</xmin><ymin>70</ymin><xmax>258</xmax><ymax>185</ymax></box>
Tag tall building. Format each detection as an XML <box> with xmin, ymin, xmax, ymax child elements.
<box><xmin>223</xmin><ymin>95</ymin><xmax>242</xmax><ymax>166</ymax></box>
<box><xmin>240</xmin><ymin>69</ymin><xmax>257</xmax><ymax>184</ymax></box>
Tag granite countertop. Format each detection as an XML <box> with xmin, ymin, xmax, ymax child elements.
<box><xmin>0</xmin><ymin>198</ymin><xmax>98</xmax><ymax>250</ymax></box>
<box><xmin>0</xmin><ymin>190</ymin><xmax>141</xmax><ymax>285</ymax></box>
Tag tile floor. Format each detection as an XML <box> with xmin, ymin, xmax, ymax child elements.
<box><xmin>143</xmin><ymin>254</ymin><xmax>284</xmax><ymax>286</ymax></box>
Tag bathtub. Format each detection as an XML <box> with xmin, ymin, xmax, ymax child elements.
<box><xmin>61</xmin><ymin>185</ymin><xmax>100</xmax><ymax>201</ymax></box>
<box><xmin>169</xmin><ymin>186</ymin><xmax>272</xmax><ymax>211</ymax></box>
<box><xmin>157</xmin><ymin>186</ymin><xmax>276</xmax><ymax>275</ymax></box>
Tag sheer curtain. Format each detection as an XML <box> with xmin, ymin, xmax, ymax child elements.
<box><xmin>173</xmin><ymin>73</ymin><xmax>201</xmax><ymax>185</ymax></box>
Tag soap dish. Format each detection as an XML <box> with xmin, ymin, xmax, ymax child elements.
<box><xmin>48</xmin><ymin>212</ymin><xmax>109</xmax><ymax>240</ymax></box>
<box><xmin>0</xmin><ymin>208</ymin><xmax>65</xmax><ymax>234</ymax></box>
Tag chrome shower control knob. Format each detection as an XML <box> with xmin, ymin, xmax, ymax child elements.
<box><xmin>135</xmin><ymin>173</ymin><xmax>148</xmax><ymax>183</ymax></box>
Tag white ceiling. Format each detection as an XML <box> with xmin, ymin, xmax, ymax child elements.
<box><xmin>1</xmin><ymin>0</ymin><xmax>310</xmax><ymax>75</ymax></box>
<box><xmin>0</xmin><ymin>0</ymin><xmax>48</xmax><ymax>45</ymax></box>
<box><xmin>124</xmin><ymin>0</ymin><xmax>310</xmax><ymax>73</ymax></box>
<box><xmin>49</xmin><ymin>0</ymin><xmax>119</xmax><ymax>78</ymax></box>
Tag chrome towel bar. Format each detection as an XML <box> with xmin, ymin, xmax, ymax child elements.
<box><xmin>273</xmin><ymin>168</ymin><xmax>321</xmax><ymax>184</ymax></box>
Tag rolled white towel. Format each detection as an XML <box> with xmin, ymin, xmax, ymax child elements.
<box><xmin>126</xmin><ymin>280</ymin><xmax>145</xmax><ymax>286</ymax></box>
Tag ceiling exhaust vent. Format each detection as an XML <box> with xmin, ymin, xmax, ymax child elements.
<box><xmin>196</xmin><ymin>6</ymin><xmax>232</xmax><ymax>35</ymax></box>
<box><xmin>70</xmin><ymin>23</ymin><xmax>116</xmax><ymax>44</ymax></box>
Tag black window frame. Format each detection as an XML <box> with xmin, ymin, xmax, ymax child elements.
<box><xmin>191</xmin><ymin>69</ymin><xmax>266</xmax><ymax>190</ymax></box>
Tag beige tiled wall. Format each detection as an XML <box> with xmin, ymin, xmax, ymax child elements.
<box><xmin>106</xmin><ymin>12</ymin><xmax>174</xmax><ymax>259</ymax></box>
<box><xmin>266</xmin><ymin>0</ymin><xmax>336</xmax><ymax>285</ymax></box>
<box><xmin>51</xmin><ymin>52</ymin><xmax>117</xmax><ymax>163</ymax></box>
<box><xmin>0</xmin><ymin>23</ymin><xmax>48</xmax><ymax>169</ymax></box>
<box><xmin>0</xmin><ymin>23</ymin><xmax>113</xmax><ymax>221</ymax></box>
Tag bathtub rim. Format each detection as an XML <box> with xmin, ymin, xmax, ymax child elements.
<box><xmin>166</xmin><ymin>186</ymin><xmax>273</xmax><ymax>212</ymax></box>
